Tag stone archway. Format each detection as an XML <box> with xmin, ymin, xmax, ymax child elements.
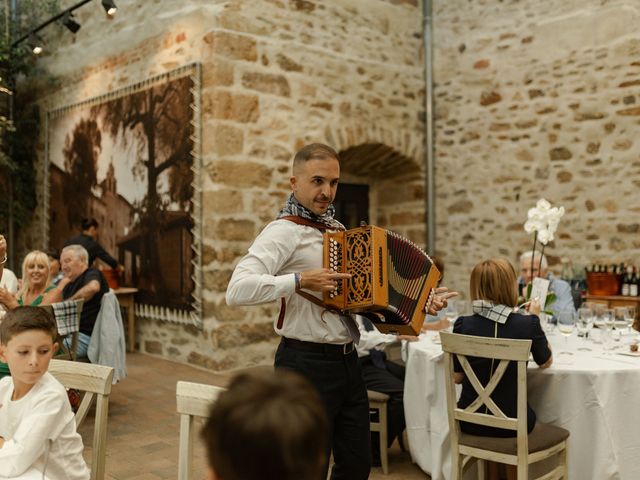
<box><xmin>333</xmin><ymin>139</ymin><xmax>427</xmax><ymax>246</ymax></box>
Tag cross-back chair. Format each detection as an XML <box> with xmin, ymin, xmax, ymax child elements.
<box><xmin>48</xmin><ymin>359</ymin><xmax>114</xmax><ymax>480</ymax></box>
<box><xmin>440</xmin><ymin>332</ymin><xmax>569</xmax><ymax>480</ymax></box>
<box><xmin>176</xmin><ymin>380</ymin><xmax>225</xmax><ymax>480</ymax></box>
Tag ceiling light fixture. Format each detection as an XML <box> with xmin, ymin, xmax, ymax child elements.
<box><xmin>62</xmin><ymin>11</ymin><xmax>81</xmax><ymax>33</ymax></box>
<box><xmin>28</xmin><ymin>34</ymin><xmax>43</xmax><ymax>55</ymax></box>
<box><xmin>101</xmin><ymin>0</ymin><xmax>117</xmax><ymax>16</ymax></box>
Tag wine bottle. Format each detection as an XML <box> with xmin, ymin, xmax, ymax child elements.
<box><xmin>630</xmin><ymin>266</ymin><xmax>639</xmax><ymax>297</ymax></box>
<box><xmin>622</xmin><ymin>266</ymin><xmax>631</xmax><ymax>296</ymax></box>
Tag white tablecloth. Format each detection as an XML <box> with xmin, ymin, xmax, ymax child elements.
<box><xmin>404</xmin><ymin>330</ymin><xmax>640</xmax><ymax>480</ymax></box>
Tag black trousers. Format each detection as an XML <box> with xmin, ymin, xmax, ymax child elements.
<box><xmin>360</xmin><ymin>356</ymin><xmax>406</xmax><ymax>455</ymax></box>
<box><xmin>275</xmin><ymin>339</ymin><xmax>371</xmax><ymax>480</ymax></box>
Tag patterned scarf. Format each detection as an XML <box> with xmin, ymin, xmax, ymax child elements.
<box><xmin>277</xmin><ymin>193</ymin><xmax>345</xmax><ymax>230</ymax></box>
<box><xmin>472</xmin><ymin>299</ymin><xmax>514</xmax><ymax>324</ymax></box>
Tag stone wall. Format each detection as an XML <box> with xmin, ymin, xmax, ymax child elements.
<box><xmin>433</xmin><ymin>0</ymin><xmax>640</xmax><ymax>296</ymax></box>
<box><xmin>28</xmin><ymin>0</ymin><xmax>427</xmax><ymax>370</ymax></box>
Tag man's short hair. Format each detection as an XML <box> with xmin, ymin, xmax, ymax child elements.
<box><xmin>0</xmin><ymin>306</ymin><xmax>57</xmax><ymax>345</ymax></box>
<box><xmin>201</xmin><ymin>369</ymin><xmax>329</xmax><ymax>480</ymax></box>
<box><xmin>62</xmin><ymin>244</ymin><xmax>89</xmax><ymax>265</ymax></box>
<box><xmin>520</xmin><ymin>250</ymin><xmax>548</xmax><ymax>270</ymax></box>
<box><xmin>292</xmin><ymin>143</ymin><xmax>339</xmax><ymax>173</ymax></box>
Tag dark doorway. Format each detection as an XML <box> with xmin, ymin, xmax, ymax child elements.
<box><xmin>334</xmin><ymin>183</ymin><xmax>369</xmax><ymax>229</ymax></box>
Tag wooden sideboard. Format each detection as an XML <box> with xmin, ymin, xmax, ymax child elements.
<box><xmin>585</xmin><ymin>295</ymin><xmax>640</xmax><ymax>329</ymax></box>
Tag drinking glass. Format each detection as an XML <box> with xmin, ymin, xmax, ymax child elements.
<box><xmin>576</xmin><ymin>307</ymin><xmax>594</xmax><ymax>351</ymax></box>
<box><xmin>614</xmin><ymin>307</ymin><xmax>628</xmax><ymax>337</ymax></box>
<box><xmin>444</xmin><ymin>300</ymin><xmax>459</xmax><ymax>325</ymax></box>
<box><xmin>624</xmin><ymin>306</ymin><xmax>636</xmax><ymax>335</ymax></box>
<box><xmin>556</xmin><ymin>310</ymin><xmax>575</xmax><ymax>355</ymax></box>
<box><xmin>601</xmin><ymin>309</ymin><xmax>616</xmax><ymax>350</ymax></box>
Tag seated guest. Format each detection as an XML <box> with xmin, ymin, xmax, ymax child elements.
<box><xmin>355</xmin><ymin>316</ymin><xmax>416</xmax><ymax>466</ymax></box>
<box><xmin>518</xmin><ymin>251</ymin><xmax>576</xmax><ymax>319</ymax></box>
<box><xmin>64</xmin><ymin>218</ymin><xmax>122</xmax><ymax>271</ymax></box>
<box><xmin>60</xmin><ymin>245</ymin><xmax>109</xmax><ymax>358</ymax></box>
<box><xmin>201</xmin><ymin>369</ymin><xmax>328</xmax><ymax>480</ymax></box>
<box><xmin>0</xmin><ymin>306</ymin><xmax>90</xmax><ymax>479</ymax></box>
<box><xmin>0</xmin><ymin>234</ymin><xmax>19</xmax><ymax>297</ymax></box>
<box><xmin>46</xmin><ymin>249</ymin><xmax>65</xmax><ymax>286</ymax></box>
<box><xmin>453</xmin><ymin>258</ymin><xmax>552</xmax><ymax>480</ymax></box>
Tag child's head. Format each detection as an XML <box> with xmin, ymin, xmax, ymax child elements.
<box><xmin>0</xmin><ymin>307</ymin><xmax>58</xmax><ymax>394</ymax></box>
<box><xmin>470</xmin><ymin>258</ymin><xmax>519</xmax><ymax>308</ymax></box>
<box><xmin>201</xmin><ymin>369</ymin><xmax>329</xmax><ymax>480</ymax></box>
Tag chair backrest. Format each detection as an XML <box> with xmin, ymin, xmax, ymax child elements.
<box><xmin>49</xmin><ymin>359</ymin><xmax>114</xmax><ymax>480</ymax></box>
<box><xmin>42</xmin><ymin>299</ymin><xmax>84</xmax><ymax>361</ymax></box>
<box><xmin>439</xmin><ymin>332</ymin><xmax>532</xmax><ymax>453</ymax></box>
<box><xmin>176</xmin><ymin>380</ymin><xmax>225</xmax><ymax>480</ymax></box>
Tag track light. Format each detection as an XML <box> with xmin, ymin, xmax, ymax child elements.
<box><xmin>101</xmin><ymin>0</ymin><xmax>117</xmax><ymax>16</ymax></box>
<box><xmin>28</xmin><ymin>34</ymin><xmax>43</xmax><ymax>55</ymax></box>
<box><xmin>62</xmin><ymin>11</ymin><xmax>81</xmax><ymax>33</ymax></box>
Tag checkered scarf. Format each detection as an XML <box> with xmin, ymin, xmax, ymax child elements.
<box><xmin>52</xmin><ymin>300</ymin><xmax>80</xmax><ymax>335</ymax></box>
<box><xmin>472</xmin><ymin>300</ymin><xmax>513</xmax><ymax>325</ymax></box>
<box><xmin>277</xmin><ymin>193</ymin><xmax>345</xmax><ymax>230</ymax></box>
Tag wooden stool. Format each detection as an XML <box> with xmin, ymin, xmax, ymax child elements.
<box><xmin>368</xmin><ymin>389</ymin><xmax>390</xmax><ymax>474</ymax></box>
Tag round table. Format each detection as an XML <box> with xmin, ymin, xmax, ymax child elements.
<box><xmin>404</xmin><ymin>329</ymin><xmax>640</xmax><ymax>480</ymax></box>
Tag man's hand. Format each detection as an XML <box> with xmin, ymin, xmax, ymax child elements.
<box><xmin>300</xmin><ymin>268</ymin><xmax>352</xmax><ymax>293</ymax></box>
<box><xmin>426</xmin><ymin>286</ymin><xmax>459</xmax><ymax>315</ymax></box>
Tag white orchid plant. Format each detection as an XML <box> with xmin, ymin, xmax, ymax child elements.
<box><xmin>522</xmin><ymin>198</ymin><xmax>565</xmax><ymax>314</ymax></box>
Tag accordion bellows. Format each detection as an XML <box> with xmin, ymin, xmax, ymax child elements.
<box><xmin>323</xmin><ymin>225</ymin><xmax>440</xmax><ymax>336</ymax></box>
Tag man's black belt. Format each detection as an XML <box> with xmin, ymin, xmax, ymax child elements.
<box><xmin>283</xmin><ymin>337</ymin><xmax>354</xmax><ymax>355</ymax></box>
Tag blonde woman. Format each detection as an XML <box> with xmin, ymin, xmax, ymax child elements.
<box><xmin>0</xmin><ymin>251</ymin><xmax>64</xmax><ymax>310</ymax></box>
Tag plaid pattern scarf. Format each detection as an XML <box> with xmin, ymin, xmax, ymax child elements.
<box><xmin>277</xmin><ymin>193</ymin><xmax>345</xmax><ymax>231</ymax></box>
<box><xmin>472</xmin><ymin>299</ymin><xmax>513</xmax><ymax>324</ymax></box>
<box><xmin>52</xmin><ymin>300</ymin><xmax>80</xmax><ymax>335</ymax></box>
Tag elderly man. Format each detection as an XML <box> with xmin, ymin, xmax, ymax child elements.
<box><xmin>519</xmin><ymin>251</ymin><xmax>576</xmax><ymax>319</ymax></box>
<box><xmin>60</xmin><ymin>244</ymin><xmax>109</xmax><ymax>357</ymax></box>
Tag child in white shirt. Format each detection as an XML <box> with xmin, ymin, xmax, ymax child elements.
<box><xmin>0</xmin><ymin>306</ymin><xmax>90</xmax><ymax>480</ymax></box>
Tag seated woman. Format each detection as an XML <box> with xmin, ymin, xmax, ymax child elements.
<box><xmin>452</xmin><ymin>258</ymin><xmax>553</xmax><ymax>480</ymax></box>
<box><xmin>0</xmin><ymin>250</ymin><xmax>65</xmax><ymax>379</ymax></box>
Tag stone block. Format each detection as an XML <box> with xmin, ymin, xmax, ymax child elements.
<box><xmin>203</xmin><ymin>31</ymin><xmax>257</xmax><ymax>62</ymax></box>
<box><xmin>557</xmin><ymin>170</ymin><xmax>572</xmax><ymax>183</ymax></box>
<box><xmin>617</xmin><ymin>223</ymin><xmax>640</xmax><ymax>233</ymax></box>
<box><xmin>586</xmin><ymin>142</ymin><xmax>600</xmax><ymax>154</ymax></box>
<box><xmin>203</xmin><ymin>124</ymin><xmax>244</xmax><ymax>156</ymax></box>
<box><xmin>447</xmin><ymin>199</ymin><xmax>473</xmax><ymax>214</ymax></box>
<box><xmin>549</xmin><ymin>147</ymin><xmax>572</xmax><ymax>161</ymax></box>
<box><xmin>276</xmin><ymin>53</ymin><xmax>303</xmax><ymax>72</ymax></box>
<box><xmin>206</xmin><ymin>90</ymin><xmax>260</xmax><ymax>123</ymax></box>
<box><xmin>144</xmin><ymin>340</ymin><xmax>163</xmax><ymax>355</ymax></box>
<box><xmin>390</xmin><ymin>211</ymin><xmax>424</xmax><ymax>225</ymax></box>
<box><xmin>480</xmin><ymin>91</ymin><xmax>501</xmax><ymax>106</ymax></box>
<box><xmin>206</xmin><ymin>218</ymin><xmax>256</xmax><ymax>242</ymax></box>
<box><xmin>202</xmin><ymin>61</ymin><xmax>234</xmax><ymax>87</ymax></box>
<box><xmin>204</xmin><ymin>269</ymin><xmax>234</xmax><ymax>292</ymax></box>
<box><xmin>203</xmin><ymin>189</ymin><xmax>244</xmax><ymax>214</ymax></box>
<box><xmin>206</xmin><ymin>159</ymin><xmax>272</xmax><ymax>188</ymax></box>
<box><xmin>242</xmin><ymin>72</ymin><xmax>291</xmax><ymax>97</ymax></box>
<box><xmin>616</xmin><ymin>106</ymin><xmax>640</xmax><ymax>116</ymax></box>
<box><xmin>216</xmin><ymin>322</ymin><xmax>275</xmax><ymax>349</ymax></box>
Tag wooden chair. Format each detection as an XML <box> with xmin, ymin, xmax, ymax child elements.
<box><xmin>440</xmin><ymin>332</ymin><xmax>569</xmax><ymax>480</ymax></box>
<box><xmin>368</xmin><ymin>390</ymin><xmax>390</xmax><ymax>474</ymax></box>
<box><xmin>49</xmin><ymin>359</ymin><xmax>114</xmax><ymax>480</ymax></box>
<box><xmin>176</xmin><ymin>380</ymin><xmax>225</xmax><ymax>480</ymax></box>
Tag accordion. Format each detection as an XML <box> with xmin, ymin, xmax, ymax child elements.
<box><xmin>323</xmin><ymin>225</ymin><xmax>440</xmax><ymax>336</ymax></box>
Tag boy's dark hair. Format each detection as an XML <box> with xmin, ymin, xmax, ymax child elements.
<box><xmin>0</xmin><ymin>306</ymin><xmax>58</xmax><ymax>345</ymax></box>
<box><xmin>201</xmin><ymin>369</ymin><xmax>329</xmax><ymax>480</ymax></box>
<box><xmin>293</xmin><ymin>143</ymin><xmax>339</xmax><ymax>173</ymax></box>
<box><xmin>81</xmin><ymin>217</ymin><xmax>99</xmax><ymax>231</ymax></box>
<box><xmin>46</xmin><ymin>248</ymin><xmax>60</xmax><ymax>261</ymax></box>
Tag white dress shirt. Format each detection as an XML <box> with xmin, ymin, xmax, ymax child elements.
<box><xmin>226</xmin><ymin>219</ymin><xmax>351</xmax><ymax>344</ymax></box>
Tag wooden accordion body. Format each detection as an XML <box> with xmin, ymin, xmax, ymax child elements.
<box><xmin>323</xmin><ymin>225</ymin><xmax>440</xmax><ymax>336</ymax></box>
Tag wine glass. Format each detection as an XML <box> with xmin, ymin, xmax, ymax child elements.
<box><xmin>624</xmin><ymin>306</ymin><xmax>636</xmax><ymax>335</ymax></box>
<box><xmin>601</xmin><ymin>308</ymin><xmax>616</xmax><ymax>351</ymax></box>
<box><xmin>576</xmin><ymin>307</ymin><xmax>594</xmax><ymax>351</ymax></box>
<box><xmin>613</xmin><ymin>307</ymin><xmax>628</xmax><ymax>338</ymax></box>
<box><xmin>556</xmin><ymin>310</ymin><xmax>576</xmax><ymax>355</ymax></box>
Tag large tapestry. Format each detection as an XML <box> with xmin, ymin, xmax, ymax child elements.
<box><xmin>46</xmin><ymin>64</ymin><xmax>202</xmax><ymax>327</ymax></box>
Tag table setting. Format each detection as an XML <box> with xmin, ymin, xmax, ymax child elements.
<box><xmin>403</xmin><ymin>307</ymin><xmax>640</xmax><ymax>480</ymax></box>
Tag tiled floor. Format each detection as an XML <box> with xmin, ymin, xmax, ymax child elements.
<box><xmin>79</xmin><ymin>352</ymin><xmax>428</xmax><ymax>479</ymax></box>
